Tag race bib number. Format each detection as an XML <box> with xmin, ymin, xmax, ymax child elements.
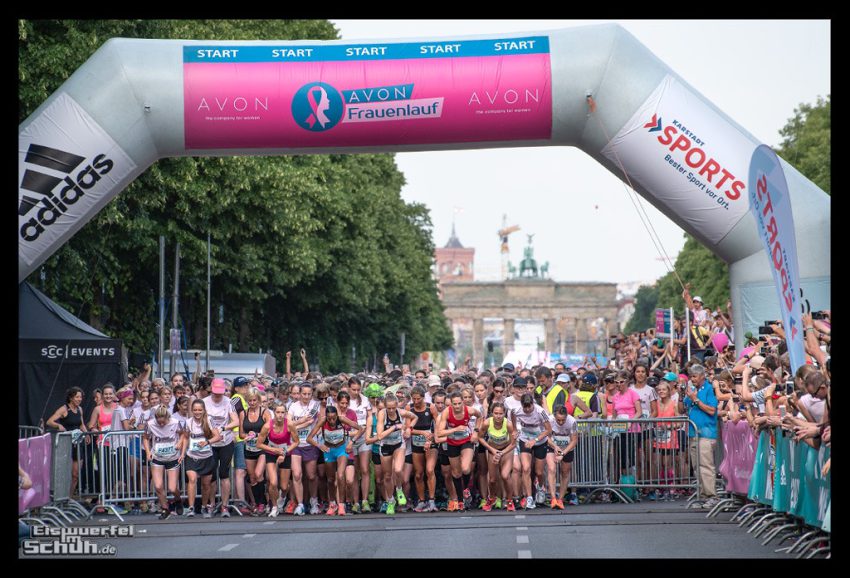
<box><xmin>154</xmin><ymin>442</ymin><xmax>176</xmax><ymax>458</ymax></box>
<box><xmin>553</xmin><ymin>435</ymin><xmax>571</xmax><ymax>447</ymax></box>
<box><xmin>654</xmin><ymin>429</ymin><xmax>672</xmax><ymax>443</ymax></box>
<box><xmin>449</xmin><ymin>429</ymin><xmax>468</xmax><ymax>441</ymax></box>
<box><xmin>520</xmin><ymin>426</ymin><xmax>540</xmax><ymax>441</ymax></box>
<box><xmin>297</xmin><ymin>428</ymin><xmax>311</xmax><ymax>441</ymax></box>
<box><xmin>412</xmin><ymin>434</ymin><xmax>427</xmax><ymax>447</ymax></box>
<box><xmin>324</xmin><ymin>430</ymin><xmax>345</xmax><ymax>445</ymax></box>
<box><xmin>189</xmin><ymin>437</ymin><xmax>208</xmax><ymax>454</ymax></box>
<box><xmin>246</xmin><ymin>437</ymin><xmax>259</xmax><ymax>450</ymax></box>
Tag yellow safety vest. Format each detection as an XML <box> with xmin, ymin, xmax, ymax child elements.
<box><xmin>231</xmin><ymin>393</ymin><xmax>247</xmax><ymax>442</ymax></box>
<box><xmin>535</xmin><ymin>384</ymin><xmax>566</xmax><ymax>415</ymax></box>
<box><xmin>574</xmin><ymin>390</ymin><xmax>603</xmax><ymax>436</ymax></box>
<box><xmin>573</xmin><ymin>390</ymin><xmax>596</xmax><ymax>418</ymax></box>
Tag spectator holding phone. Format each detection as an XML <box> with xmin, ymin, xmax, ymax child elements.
<box><xmin>679</xmin><ymin>364</ymin><xmax>719</xmax><ymax>508</ymax></box>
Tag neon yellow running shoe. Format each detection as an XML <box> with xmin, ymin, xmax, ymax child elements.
<box><xmin>395</xmin><ymin>488</ymin><xmax>407</xmax><ymax>506</ymax></box>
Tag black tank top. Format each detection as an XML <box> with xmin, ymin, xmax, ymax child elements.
<box><xmin>57</xmin><ymin>404</ymin><xmax>83</xmax><ymax>430</ymax></box>
<box><xmin>384</xmin><ymin>409</ymin><xmax>402</xmax><ymax>429</ymax></box>
<box><xmin>243</xmin><ymin>408</ymin><xmax>266</xmax><ymax>452</ymax></box>
<box><xmin>410</xmin><ymin>403</ymin><xmax>433</xmax><ymax>431</ymax></box>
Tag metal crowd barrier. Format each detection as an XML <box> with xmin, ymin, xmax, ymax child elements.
<box><xmin>91</xmin><ymin>430</ymin><xmax>244</xmax><ymax>522</ymax></box>
<box><xmin>554</xmin><ymin>418</ymin><xmax>700</xmax><ymax>503</ymax></box>
<box><xmin>19</xmin><ymin>425</ymin><xmax>44</xmax><ymax>439</ymax></box>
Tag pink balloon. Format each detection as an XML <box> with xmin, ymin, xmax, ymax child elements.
<box><xmin>711</xmin><ymin>333</ymin><xmax>729</xmax><ymax>352</ymax></box>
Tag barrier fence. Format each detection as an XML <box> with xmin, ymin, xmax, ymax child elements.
<box><xmin>557</xmin><ymin>417</ymin><xmax>700</xmax><ymax>503</ymax></box>
<box><xmin>19</xmin><ymin>425</ymin><xmax>44</xmax><ymax>439</ymax></box>
<box><xmin>747</xmin><ymin>427</ymin><xmax>830</xmax><ymax>531</ymax></box>
<box><xmin>19</xmin><ymin>434</ymin><xmax>52</xmax><ymax>515</ymax></box>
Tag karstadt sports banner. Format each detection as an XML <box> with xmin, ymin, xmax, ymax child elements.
<box><xmin>748</xmin><ymin>145</ymin><xmax>805</xmax><ymax>373</ymax></box>
<box><xmin>601</xmin><ymin>75</ymin><xmax>758</xmax><ymax>245</ymax></box>
<box><xmin>183</xmin><ymin>39</ymin><xmax>552</xmax><ymax>149</ymax></box>
<box><xmin>18</xmin><ymin>93</ymin><xmax>137</xmax><ymax>267</ymax></box>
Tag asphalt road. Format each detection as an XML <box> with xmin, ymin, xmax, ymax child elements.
<box><xmin>19</xmin><ymin>500</ymin><xmax>795</xmax><ymax>559</ymax></box>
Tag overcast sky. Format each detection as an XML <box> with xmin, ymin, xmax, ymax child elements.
<box><xmin>330</xmin><ymin>19</ymin><xmax>830</xmax><ymax>286</ymax></box>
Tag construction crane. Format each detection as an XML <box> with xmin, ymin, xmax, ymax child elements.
<box><xmin>498</xmin><ymin>214</ymin><xmax>521</xmax><ymax>280</ymax></box>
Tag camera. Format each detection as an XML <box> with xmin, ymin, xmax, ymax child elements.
<box><xmin>758</xmin><ymin>326</ymin><xmax>775</xmax><ymax>335</ymax></box>
<box><xmin>784</xmin><ymin>381</ymin><xmax>795</xmax><ymax>395</ymax></box>
<box><xmin>812</xmin><ymin>311</ymin><xmax>828</xmax><ymax>320</ymax></box>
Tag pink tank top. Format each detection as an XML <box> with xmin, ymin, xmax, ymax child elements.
<box><xmin>653</xmin><ymin>400</ymin><xmax>679</xmax><ymax>449</ymax></box>
<box><xmin>98</xmin><ymin>403</ymin><xmax>114</xmax><ymax>445</ymax></box>
<box><xmin>267</xmin><ymin>419</ymin><xmax>291</xmax><ymax>448</ymax></box>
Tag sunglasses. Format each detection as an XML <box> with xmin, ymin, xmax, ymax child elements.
<box><xmin>614</xmin><ymin>380</ymin><xmax>627</xmax><ymax>384</ymax></box>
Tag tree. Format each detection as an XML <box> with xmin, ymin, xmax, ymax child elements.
<box><xmin>20</xmin><ymin>19</ymin><xmax>453</xmax><ymax>372</ymax></box>
<box><xmin>624</xmin><ymin>284</ymin><xmax>658</xmax><ymax>334</ymax></box>
<box><xmin>775</xmin><ymin>95</ymin><xmax>830</xmax><ymax>195</ymax></box>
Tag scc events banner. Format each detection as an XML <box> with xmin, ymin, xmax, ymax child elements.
<box><xmin>601</xmin><ymin>75</ymin><xmax>758</xmax><ymax>245</ymax></box>
<box><xmin>183</xmin><ymin>38</ymin><xmax>552</xmax><ymax>149</ymax></box>
<box><xmin>748</xmin><ymin>145</ymin><xmax>805</xmax><ymax>374</ymax></box>
<box><xmin>18</xmin><ymin>93</ymin><xmax>137</xmax><ymax>268</ymax></box>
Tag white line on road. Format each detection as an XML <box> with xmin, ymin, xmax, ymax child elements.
<box><xmin>243</xmin><ymin>534</ymin><xmax>256</xmax><ymax>538</ymax></box>
<box><xmin>219</xmin><ymin>543</ymin><xmax>239</xmax><ymax>552</ymax></box>
<box><xmin>262</xmin><ymin>521</ymin><xmax>275</xmax><ymax>525</ymax></box>
<box><xmin>516</xmin><ymin>535</ymin><xmax>529</xmax><ymax>544</ymax></box>
<box><xmin>518</xmin><ymin>550</ymin><xmax>532</xmax><ymax>558</ymax></box>
<box><xmin>516</xmin><ymin>527</ymin><xmax>527</xmax><ymax>531</ymax></box>
<box><xmin>514</xmin><ymin>515</ymin><xmax>525</xmax><ymax>519</ymax></box>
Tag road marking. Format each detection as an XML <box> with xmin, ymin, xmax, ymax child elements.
<box><xmin>516</xmin><ymin>526</ymin><xmax>527</xmax><ymax>531</ymax></box>
<box><xmin>242</xmin><ymin>534</ymin><xmax>256</xmax><ymax>538</ymax></box>
<box><xmin>518</xmin><ymin>550</ymin><xmax>532</xmax><ymax>558</ymax></box>
<box><xmin>516</xmin><ymin>535</ymin><xmax>529</xmax><ymax>544</ymax></box>
<box><xmin>263</xmin><ymin>521</ymin><xmax>275</xmax><ymax>525</ymax></box>
<box><xmin>514</xmin><ymin>515</ymin><xmax>525</xmax><ymax>519</ymax></box>
<box><xmin>218</xmin><ymin>543</ymin><xmax>239</xmax><ymax>552</ymax></box>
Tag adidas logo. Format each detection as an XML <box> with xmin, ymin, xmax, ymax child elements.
<box><xmin>19</xmin><ymin>144</ymin><xmax>114</xmax><ymax>242</ymax></box>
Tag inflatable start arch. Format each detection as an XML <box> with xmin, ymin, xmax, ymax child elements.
<box><xmin>18</xmin><ymin>24</ymin><xmax>830</xmax><ymax>348</ymax></box>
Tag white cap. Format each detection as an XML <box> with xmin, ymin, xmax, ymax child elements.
<box><xmin>693</xmin><ymin>296</ymin><xmax>703</xmax><ymax>303</ymax></box>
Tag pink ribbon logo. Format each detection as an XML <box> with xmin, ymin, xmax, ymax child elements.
<box><xmin>305</xmin><ymin>87</ymin><xmax>331</xmax><ymax>129</ymax></box>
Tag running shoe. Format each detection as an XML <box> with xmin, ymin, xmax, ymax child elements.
<box><xmin>351</xmin><ymin>501</ymin><xmax>361</xmax><ymax>514</ymax></box>
<box><xmin>327</xmin><ymin>503</ymin><xmax>338</xmax><ymax>516</ymax></box>
<box><xmin>149</xmin><ymin>502</ymin><xmax>159</xmax><ymax>514</ymax></box>
<box><xmin>519</xmin><ymin>497</ymin><xmax>527</xmax><ymax>509</ymax></box>
<box><xmin>202</xmin><ymin>506</ymin><xmax>212</xmax><ymax>519</ymax></box>
<box><xmin>139</xmin><ymin>502</ymin><xmax>149</xmax><ymax>514</ymax></box>
<box><xmin>395</xmin><ymin>487</ymin><xmax>407</xmax><ymax>506</ymax></box>
<box><xmin>456</xmin><ymin>500</ymin><xmax>465</xmax><ymax>512</ymax></box>
<box><xmin>114</xmin><ymin>506</ymin><xmax>128</xmax><ymax>515</ymax></box>
<box><xmin>437</xmin><ymin>501</ymin><xmax>447</xmax><ymax>511</ymax></box>
<box><xmin>361</xmin><ymin>499</ymin><xmax>371</xmax><ymax>513</ymax></box>
<box><xmin>535</xmin><ymin>485</ymin><xmax>546</xmax><ymax>505</ymax></box>
<box><xmin>647</xmin><ymin>490</ymin><xmax>658</xmax><ymax>501</ymax></box>
<box><xmin>463</xmin><ymin>488</ymin><xmax>471</xmax><ymax>501</ymax></box>
<box><xmin>250</xmin><ymin>506</ymin><xmax>259</xmax><ymax>517</ymax></box>
<box><xmin>526</xmin><ymin>496</ymin><xmax>536</xmax><ymax>510</ymax></box>
<box><xmin>479</xmin><ymin>498</ymin><xmax>487</xmax><ymax>510</ymax></box>
<box><xmin>158</xmin><ymin>510</ymin><xmax>170</xmax><ymax>520</ymax></box>
<box><xmin>277</xmin><ymin>495</ymin><xmax>287</xmax><ymax>510</ymax></box>
<box><xmin>309</xmin><ymin>499</ymin><xmax>320</xmax><ymax>515</ymax></box>
<box><xmin>284</xmin><ymin>500</ymin><xmax>296</xmax><ymax>515</ymax></box>
<box><xmin>268</xmin><ymin>506</ymin><xmax>279</xmax><ymax>518</ymax></box>
<box><xmin>386</xmin><ymin>500</ymin><xmax>396</xmax><ymax>515</ymax></box>
<box><xmin>494</xmin><ymin>497</ymin><xmax>502</xmax><ymax>510</ymax></box>
<box><xmin>344</xmin><ymin>502</ymin><xmax>352</xmax><ymax>515</ymax></box>
<box><xmin>185</xmin><ymin>508</ymin><xmax>195</xmax><ymax>518</ymax></box>
<box><xmin>258</xmin><ymin>503</ymin><xmax>266</xmax><ymax>515</ymax></box>
<box><xmin>221</xmin><ymin>506</ymin><xmax>231</xmax><ymax>518</ymax></box>
<box><xmin>338</xmin><ymin>504</ymin><xmax>347</xmax><ymax>516</ymax></box>
<box><xmin>447</xmin><ymin>500</ymin><xmax>457</xmax><ymax>512</ymax></box>
<box><xmin>414</xmin><ymin>500</ymin><xmax>427</xmax><ymax>513</ymax></box>
<box><xmin>428</xmin><ymin>500</ymin><xmax>438</xmax><ymax>512</ymax></box>
<box><xmin>294</xmin><ymin>503</ymin><xmax>305</xmax><ymax>516</ymax></box>
<box><xmin>482</xmin><ymin>499</ymin><xmax>492</xmax><ymax>512</ymax></box>
<box><xmin>568</xmin><ymin>493</ymin><xmax>579</xmax><ymax>506</ymax></box>
<box><xmin>506</xmin><ymin>500</ymin><xmax>516</xmax><ymax>512</ymax></box>
<box><xmin>379</xmin><ymin>501</ymin><xmax>388</xmax><ymax>513</ymax></box>
<box><xmin>551</xmin><ymin>498</ymin><xmax>560</xmax><ymax>510</ymax></box>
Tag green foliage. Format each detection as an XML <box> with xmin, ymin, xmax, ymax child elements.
<box><xmin>775</xmin><ymin>95</ymin><xmax>830</xmax><ymax>195</ymax></box>
<box><xmin>655</xmin><ymin>234</ymin><xmax>730</xmax><ymax>313</ymax></box>
<box><xmin>20</xmin><ymin>19</ymin><xmax>451</xmax><ymax>372</ymax></box>
<box><xmin>624</xmin><ymin>284</ymin><xmax>658</xmax><ymax>334</ymax></box>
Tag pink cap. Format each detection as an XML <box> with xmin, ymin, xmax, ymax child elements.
<box><xmin>211</xmin><ymin>378</ymin><xmax>226</xmax><ymax>394</ymax></box>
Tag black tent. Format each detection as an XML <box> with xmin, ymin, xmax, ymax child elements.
<box><xmin>19</xmin><ymin>282</ymin><xmax>126</xmax><ymax>426</ymax></box>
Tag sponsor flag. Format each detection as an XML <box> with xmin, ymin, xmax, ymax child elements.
<box><xmin>748</xmin><ymin>145</ymin><xmax>805</xmax><ymax>373</ymax></box>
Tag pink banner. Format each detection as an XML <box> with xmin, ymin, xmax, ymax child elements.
<box><xmin>19</xmin><ymin>434</ymin><xmax>52</xmax><ymax>514</ymax></box>
<box><xmin>719</xmin><ymin>420</ymin><xmax>758</xmax><ymax>494</ymax></box>
<box><xmin>184</xmin><ymin>55</ymin><xmax>552</xmax><ymax>149</ymax></box>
